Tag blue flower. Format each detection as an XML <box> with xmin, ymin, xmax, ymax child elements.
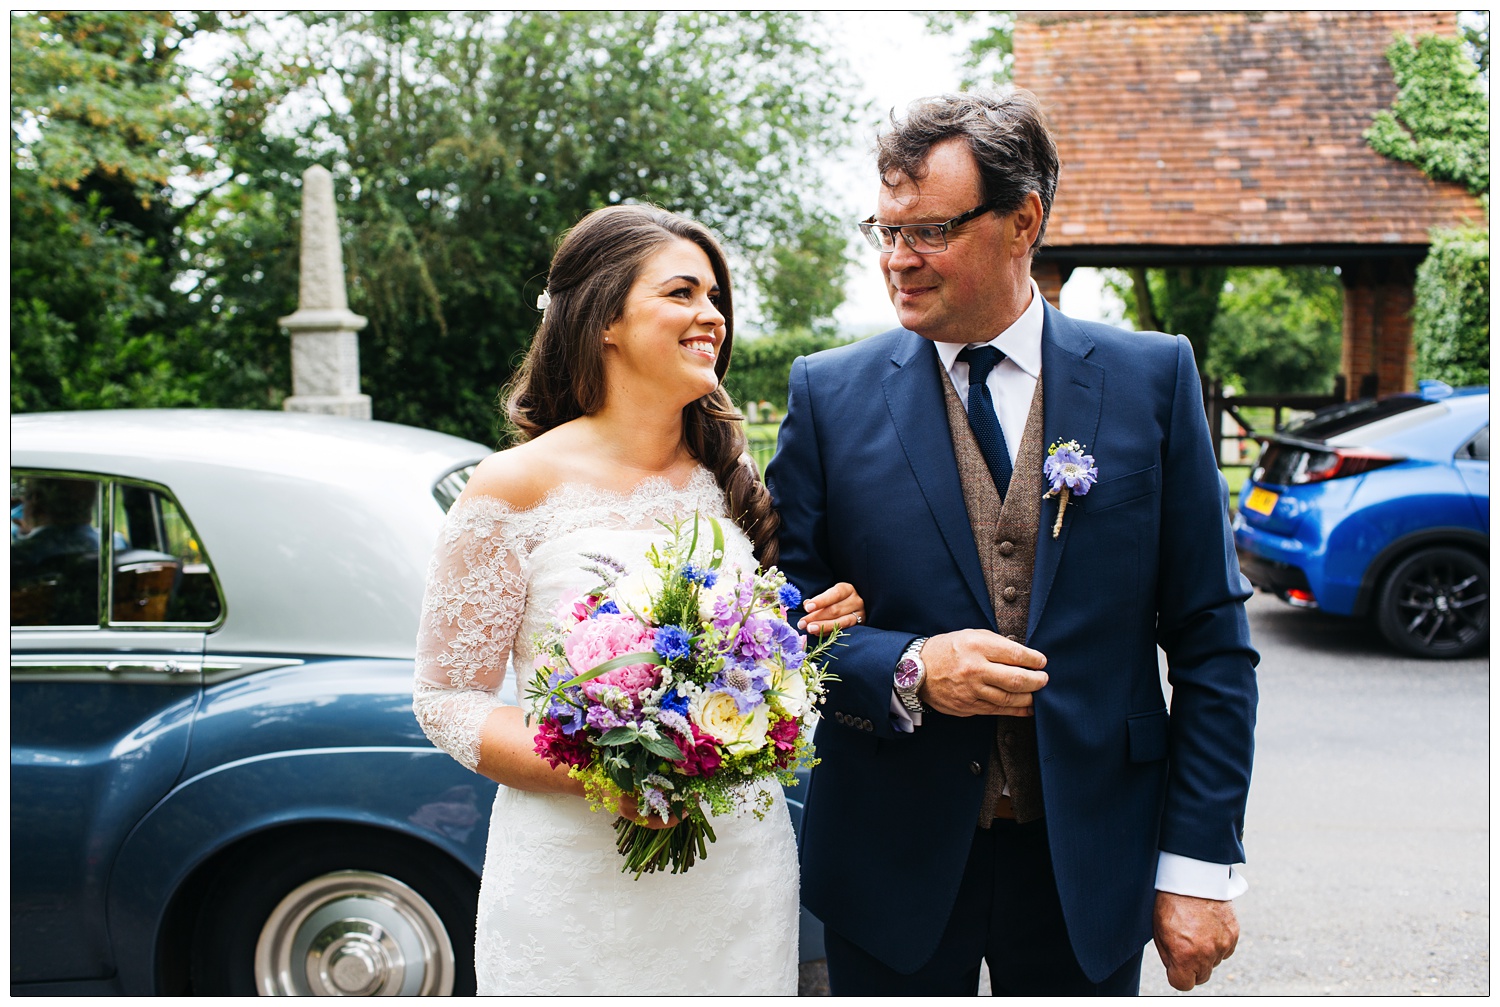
<box><xmin>659</xmin><ymin>688</ymin><xmax>691</xmax><ymax>717</ymax></box>
<box><xmin>591</xmin><ymin>599</ymin><xmax>619</xmax><ymax>617</ymax></box>
<box><xmin>777</xmin><ymin>583</ymin><xmax>802</xmax><ymax>609</ymax></box>
<box><xmin>654</xmin><ymin>624</ymin><xmax>692</xmax><ymax>662</ymax></box>
<box><xmin>681</xmin><ymin>562</ymin><xmax>717</xmax><ymax>586</ymax></box>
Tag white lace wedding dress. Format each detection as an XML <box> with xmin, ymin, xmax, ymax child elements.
<box><xmin>412</xmin><ymin>466</ymin><xmax>799</xmax><ymax>995</ymax></box>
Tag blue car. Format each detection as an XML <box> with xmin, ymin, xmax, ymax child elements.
<box><xmin>10</xmin><ymin>409</ymin><xmax>823</xmax><ymax>996</ymax></box>
<box><xmin>1233</xmin><ymin>385</ymin><xmax>1489</xmax><ymax>658</ymax></box>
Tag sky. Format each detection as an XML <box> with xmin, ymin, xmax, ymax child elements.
<box><xmin>823</xmin><ymin>11</ymin><xmax>1117</xmax><ymax>334</ymax></box>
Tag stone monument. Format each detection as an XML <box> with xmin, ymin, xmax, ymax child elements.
<box><xmin>279</xmin><ymin>165</ymin><xmax>372</xmax><ymax>418</ymax></box>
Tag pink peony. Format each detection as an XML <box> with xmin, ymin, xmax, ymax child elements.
<box><xmin>563</xmin><ymin>613</ymin><xmax>658</xmax><ymax>695</ymax></box>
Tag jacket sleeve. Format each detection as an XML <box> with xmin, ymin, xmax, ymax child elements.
<box><xmin>1155</xmin><ymin>335</ymin><xmax>1260</xmax><ymax>865</ymax></box>
<box><xmin>767</xmin><ymin>355</ymin><xmax>915</xmax><ymax>740</ymax></box>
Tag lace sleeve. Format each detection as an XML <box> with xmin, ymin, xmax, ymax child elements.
<box><xmin>413</xmin><ymin>496</ymin><xmax>528</xmax><ymax>771</ymax></box>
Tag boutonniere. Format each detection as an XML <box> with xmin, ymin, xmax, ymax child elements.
<box><xmin>1041</xmin><ymin>439</ymin><xmax>1098</xmax><ymax>538</ymax></box>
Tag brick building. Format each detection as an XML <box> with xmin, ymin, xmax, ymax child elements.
<box><xmin>1015</xmin><ymin>10</ymin><xmax>1484</xmax><ymax>398</ymax></box>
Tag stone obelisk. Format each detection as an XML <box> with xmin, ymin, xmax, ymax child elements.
<box><xmin>279</xmin><ymin>165</ymin><xmax>372</xmax><ymax>419</ymax></box>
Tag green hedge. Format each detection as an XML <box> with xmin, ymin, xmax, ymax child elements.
<box><xmin>1414</xmin><ymin>224</ymin><xmax>1489</xmax><ymax>388</ymax></box>
<box><xmin>722</xmin><ymin>328</ymin><xmax>851</xmax><ymax>413</ymax></box>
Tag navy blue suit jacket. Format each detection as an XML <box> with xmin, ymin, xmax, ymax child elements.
<box><xmin>766</xmin><ymin>304</ymin><xmax>1258</xmax><ymax>981</ymax></box>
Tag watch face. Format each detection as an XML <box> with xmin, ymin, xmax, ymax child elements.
<box><xmin>895</xmin><ymin>658</ymin><xmax>921</xmax><ymax>690</ymax></box>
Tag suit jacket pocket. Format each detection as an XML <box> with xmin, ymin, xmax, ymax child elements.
<box><xmin>1127</xmin><ymin>708</ymin><xmax>1170</xmax><ymax>763</ymax></box>
<box><xmin>1079</xmin><ymin>464</ymin><xmax>1160</xmax><ymax>514</ymax></box>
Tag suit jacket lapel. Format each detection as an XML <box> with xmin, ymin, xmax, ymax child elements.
<box><xmin>881</xmin><ymin>332</ymin><xmax>995</xmax><ymax>628</ymax></box>
<box><xmin>1028</xmin><ymin>305</ymin><xmax>1104</xmax><ymax>640</ymax></box>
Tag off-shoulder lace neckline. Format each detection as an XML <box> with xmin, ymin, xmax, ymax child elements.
<box><xmin>452</xmin><ymin>463</ymin><xmax>720</xmax><ymax>517</ymax></box>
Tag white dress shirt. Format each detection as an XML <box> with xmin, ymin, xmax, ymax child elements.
<box><xmin>886</xmin><ymin>280</ymin><xmax>1247</xmax><ymax>901</ymax></box>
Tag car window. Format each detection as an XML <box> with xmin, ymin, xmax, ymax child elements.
<box><xmin>433</xmin><ymin>464</ymin><xmax>477</xmax><ymax>513</ymax></box>
<box><xmin>11</xmin><ymin>474</ymin><xmax>103</xmax><ymax>627</ymax></box>
<box><xmin>111</xmin><ymin>481</ymin><xmax>223</xmax><ymax>625</ymax></box>
<box><xmin>1458</xmin><ymin>426</ymin><xmax>1489</xmax><ymax>462</ymax></box>
<box><xmin>1284</xmin><ymin>397</ymin><xmax>1436</xmax><ymax>442</ymax></box>
<box><xmin>1323</xmin><ymin>402</ymin><xmax>1451</xmax><ymax>448</ymax></box>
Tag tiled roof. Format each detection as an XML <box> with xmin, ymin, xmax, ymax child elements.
<box><xmin>1015</xmin><ymin>11</ymin><xmax>1485</xmax><ymax>249</ymax></box>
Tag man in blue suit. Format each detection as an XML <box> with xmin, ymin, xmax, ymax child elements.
<box><xmin>767</xmin><ymin>90</ymin><xmax>1257</xmax><ymax>995</ymax></box>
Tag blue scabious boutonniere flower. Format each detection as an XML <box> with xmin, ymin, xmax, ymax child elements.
<box><xmin>1042</xmin><ymin>439</ymin><xmax>1098</xmax><ymax>538</ymax></box>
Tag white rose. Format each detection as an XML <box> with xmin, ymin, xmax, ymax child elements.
<box><xmin>613</xmin><ymin>567</ymin><xmax>663</xmax><ymax>620</ymax></box>
<box><xmin>767</xmin><ymin>660</ymin><xmax>809</xmax><ymax>718</ymax></box>
<box><xmin>690</xmin><ymin>690</ymin><xmax>770</xmax><ymax>756</ymax></box>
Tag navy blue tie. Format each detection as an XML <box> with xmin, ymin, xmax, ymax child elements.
<box><xmin>956</xmin><ymin>345</ymin><xmax>1013</xmax><ymax>501</ymax></box>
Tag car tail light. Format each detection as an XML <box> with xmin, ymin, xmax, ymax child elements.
<box><xmin>1290</xmin><ymin>449</ymin><xmax>1401</xmax><ymax>484</ymax></box>
<box><xmin>1284</xmin><ymin>588</ymin><xmax>1317</xmax><ymax>608</ymax></box>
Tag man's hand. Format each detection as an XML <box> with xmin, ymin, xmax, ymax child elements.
<box><xmin>1152</xmin><ymin>892</ymin><xmax>1238</xmax><ymax>991</ymax></box>
<box><xmin>916</xmin><ymin>629</ymin><xmax>1047</xmax><ymax>717</ymax></box>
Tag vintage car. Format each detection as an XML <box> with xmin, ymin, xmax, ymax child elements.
<box><xmin>9</xmin><ymin>407</ymin><xmax>825</xmax><ymax>996</ymax></box>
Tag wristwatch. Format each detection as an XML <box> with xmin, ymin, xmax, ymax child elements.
<box><xmin>894</xmin><ymin>637</ymin><xmax>930</xmax><ymax>714</ymax></box>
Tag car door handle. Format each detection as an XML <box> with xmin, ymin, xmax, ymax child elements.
<box><xmin>106</xmin><ymin>660</ymin><xmax>190</xmax><ymax>675</ymax></box>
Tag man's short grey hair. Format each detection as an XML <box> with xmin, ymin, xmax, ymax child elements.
<box><xmin>875</xmin><ymin>88</ymin><xmax>1060</xmax><ymax>251</ymax></box>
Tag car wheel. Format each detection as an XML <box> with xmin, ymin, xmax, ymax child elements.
<box><xmin>1375</xmin><ymin>546</ymin><xmax>1488</xmax><ymax>659</ymax></box>
<box><xmin>190</xmin><ymin>835</ymin><xmax>478</xmax><ymax>995</ymax></box>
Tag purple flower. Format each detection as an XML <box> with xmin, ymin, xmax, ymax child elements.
<box><xmin>713</xmin><ymin>662</ymin><xmax>770</xmax><ymax>714</ymax></box>
<box><xmin>544</xmin><ymin>670</ymin><xmax>587</xmax><ymax>735</ymax></box>
<box><xmin>591</xmin><ymin>599</ymin><xmax>619</xmax><ymax>617</ymax></box>
<box><xmin>1043</xmin><ymin>442</ymin><xmax>1098</xmax><ymax>496</ymax></box>
<box><xmin>657</xmin><ymin>708</ymin><xmax>693</xmax><ymax>738</ymax></box>
<box><xmin>712</xmin><ymin>580</ymin><xmax>756</xmax><ymax>630</ymax></box>
<box><xmin>736</xmin><ymin>616</ymin><xmax>804</xmax><ymax>669</ymax></box>
<box><xmin>777</xmin><ymin>583</ymin><xmax>802</xmax><ymax>609</ymax></box>
<box><xmin>585</xmin><ymin>703</ymin><xmax>630</xmax><ymax>733</ymax></box>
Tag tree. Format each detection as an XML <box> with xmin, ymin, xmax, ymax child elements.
<box><xmin>920</xmin><ymin>12</ymin><xmax>1015</xmax><ymax>88</ymax></box>
<box><xmin>1205</xmin><ymin>267</ymin><xmax>1343</xmax><ymax>394</ymax></box>
<box><xmin>9</xmin><ymin>11</ymin><xmax>225</xmax><ymax>411</ymax></box>
<box><xmin>11</xmin><ymin>12</ymin><xmax>860</xmax><ymax>440</ymax></box>
<box><xmin>757</xmin><ymin>212</ymin><xmax>853</xmax><ymax>334</ymax></box>
<box><xmin>201</xmin><ymin>11</ymin><xmax>860</xmax><ymax>441</ymax></box>
<box><xmin>1106</xmin><ymin>267</ymin><xmax>1228</xmax><ymax>377</ymax></box>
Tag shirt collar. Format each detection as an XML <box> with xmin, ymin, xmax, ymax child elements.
<box><xmin>933</xmin><ymin>278</ymin><xmax>1045</xmax><ymax>380</ymax></box>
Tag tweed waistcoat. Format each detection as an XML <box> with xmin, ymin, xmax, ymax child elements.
<box><xmin>939</xmin><ymin>361</ymin><xmax>1047</xmax><ymax>826</ymax></box>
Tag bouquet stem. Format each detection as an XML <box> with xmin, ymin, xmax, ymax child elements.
<box><xmin>613</xmin><ymin>816</ymin><xmax>717</xmax><ymax>877</ymax></box>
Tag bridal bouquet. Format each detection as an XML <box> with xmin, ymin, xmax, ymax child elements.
<box><xmin>525</xmin><ymin>516</ymin><xmax>835</xmax><ymax>877</ymax></box>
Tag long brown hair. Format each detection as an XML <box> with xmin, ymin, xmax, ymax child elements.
<box><xmin>505</xmin><ymin>204</ymin><xmax>779</xmax><ymax>563</ymax></box>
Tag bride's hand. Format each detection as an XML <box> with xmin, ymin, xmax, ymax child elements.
<box><xmin>798</xmin><ymin>581</ymin><xmax>866</xmax><ymax>636</ymax></box>
<box><xmin>617</xmin><ymin>793</ymin><xmax>681</xmax><ymax>830</ymax></box>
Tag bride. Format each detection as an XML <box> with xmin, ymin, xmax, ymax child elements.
<box><xmin>412</xmin><ymin>204</ymin><xmax>864</xmax><ymax>995</ymax></box>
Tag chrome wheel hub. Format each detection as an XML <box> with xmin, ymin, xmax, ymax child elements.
<box><xmin>255</xmin><ymin>871</ymin><xmax>454</xmax><ymax>996</ymax></box>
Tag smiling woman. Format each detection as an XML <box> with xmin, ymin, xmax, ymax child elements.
<box><xmin>409</xmin><ymin>203</ymin><xmax>867</xmax><ymax>995</ymax></box>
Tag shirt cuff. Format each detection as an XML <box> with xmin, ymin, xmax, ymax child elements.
<box><xmin>1155</xmin><ymin>851</ymin><xmax>1248</xmax><ymax>900</ymax></box>
<box><xmin>889</xmin><ymin>691</ymin><xmax>922</xmax><ymax>732</ymax></box>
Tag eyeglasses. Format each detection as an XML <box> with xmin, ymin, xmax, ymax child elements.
<box><xmin>858</xmin><ymin>202</ymin><xmax>996</xmax><ymax>254</ymax></box>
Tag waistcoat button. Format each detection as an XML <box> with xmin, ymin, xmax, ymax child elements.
<box><xmin>998</xmin><ymin>540</ymin><xmax>1015</xmax><ymax>556</ymax></box>
<box><xmin>1002</xmin><ymin>586</ymin><xmax>1018</xmax><ymax>602</ymax></box>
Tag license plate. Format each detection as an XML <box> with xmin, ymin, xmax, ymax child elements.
<box><xmin>1242</xmin><ymin>486</ymin><xmax>1279</xmax><ymax>516</ymax></box>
